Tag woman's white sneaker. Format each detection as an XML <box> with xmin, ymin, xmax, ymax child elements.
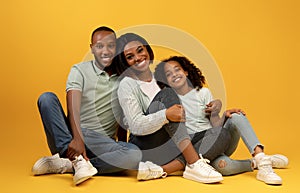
<box><xmin>137</xmin><ymin>161</ymin><xmax>167</xmax><ymax>180</ymax></box>
<box><xmin>183</xmin><ymin>155</ymin><xmax>223</xmax><ymax>184</ymax></box>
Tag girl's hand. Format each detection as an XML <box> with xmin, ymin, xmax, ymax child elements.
<box><xmin>224</xmin><ymin>108</ymin><xmax>246</xmax><ymax>118</ymax></box>
<box><xmin>205</xmin><ymin>99</ymin><xmax>222</xmax><ymax>115</ymax></box>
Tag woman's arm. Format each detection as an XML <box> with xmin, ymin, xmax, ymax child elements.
<box><xmin>118</xmin><ymin>79</ymin><xmax>169</xmax><ymax>136</ymax></box>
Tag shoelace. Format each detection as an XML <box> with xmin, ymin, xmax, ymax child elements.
<box><xmin>146</xmin><ymin>162</ymin><xmax>168</xmax><ymax>179</ymax></box>
<box><xmin>72</xmin><ymin>156</ymin><xmax>86</xmax><ymax>170</ymax></box>
<box><xmin>147</xmin><ymin>170</ymin><xmax>167</xmax><ymax>179</ymax></box>
<box><xmin>196</xmin><ymin>154</ymin><xmax>217</xmax><ymax>172</ymax></box>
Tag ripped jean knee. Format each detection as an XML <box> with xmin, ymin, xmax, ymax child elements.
<box><xmin>211</xmin><ymin>154</ymin><xmax>253</xmax><ymax>176</ymax></box>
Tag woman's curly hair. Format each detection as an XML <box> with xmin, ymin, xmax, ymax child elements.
<box><xmin>154</xmin><ymin>56</ymin><xmax>206</xmax><ymax>91</ymax></box>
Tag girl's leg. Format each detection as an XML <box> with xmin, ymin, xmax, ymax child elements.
<box><xmin>211</xmin><ymin>154</ymin><xmax>252</xmax><ymax>176</ymax></box>
<box><xmin>223</xmin><ymin>113</ymin><xmax>263</xmax><ymax>155</ymax></box>
<box><xmin>212</xmin><ymin>113</ymin><xmax>259</xmax><ymax>175</ymax></box>
<box><xmin>191</xmin><ymin>127</ymin><xmax>231</xmax><ymax>161</ymax></box>
<box><xmin>223</xmin><ymin>113</ymin><xmax>282</xmax><ymax>185</ymax></box>
<box><xmin>191</xmin><ymin>127</ymin><xmax>253</xmax><ymax>176</ymax></box>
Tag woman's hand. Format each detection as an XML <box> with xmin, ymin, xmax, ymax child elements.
<box><xmin>166</xmin><ymin>104</ymin><xmax>186</xmax><ymax>122</ymax></box>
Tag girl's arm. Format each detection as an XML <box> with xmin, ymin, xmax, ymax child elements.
<box><xmin>205</xmin><ymin>99</ymin><xmax>226</xmax><ymax>127</ymax></box>
<box><xmin>224</xmin><ymin>108</ymin><xmax>246</xmax><ymax>118</ymax></box>
<box><xmin>200</xmin><ymin>88</ymin><xmax>225</xmax><ymax>127</ymax></box>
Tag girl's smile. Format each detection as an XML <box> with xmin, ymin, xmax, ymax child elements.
<box><xmin>164</xmin><ymin>61</ymin><xmax>192</xmax><ymax>95</ymax></box>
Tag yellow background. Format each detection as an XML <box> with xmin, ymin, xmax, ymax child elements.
<box><xmin>0</xmin><ymin>0</ymin><xmax>299</xmax><ymax>192</ymax></box>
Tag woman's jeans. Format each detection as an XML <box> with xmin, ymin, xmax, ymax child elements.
<box><xmin>211</xmin><ymin>113</ymin><xmax>263</xmax><ymax>175</ymax></box>
<box><xmin>37</xmin><ymin>92</ymin><xmax>142</xmax><ymax>174</ymax></box>
<box><xmin>129</xmin><ymin>88</ymin><xmax>231</xmax><ymax>166</ymax></box>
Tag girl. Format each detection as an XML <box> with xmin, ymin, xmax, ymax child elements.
<box><xmin>154</xmin><ymin>55</ymin><xmax>288</xmax><ymax>185</ymax></box>
<box><xmin>115</xmin><ymin>33</ymin><xmax>232</xmax><ymax>184</ymax></box>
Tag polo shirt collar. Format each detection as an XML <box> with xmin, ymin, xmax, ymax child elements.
<box><xmin>92</xmin><ymin>60</ymin><xmax>106</xmax><ymax>76</ymax></box>
<box><xmin>92</xmin><ymin>60</ymin><xmax>118</xmax><ymax>78</ymax></box>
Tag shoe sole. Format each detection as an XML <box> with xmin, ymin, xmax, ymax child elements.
<box><xmin>137</xmin><ymin>170</ymin><xmax>161</xmax><ymax>181</ymax></box>
<box><xmin>137</xmin><ymin>170</ymin><xmax>147</xmax><ymax>180</ymax></box>
<box><xmin>183</xmin><ymin>172</ymin><xmax>223</xmax><ymax>184</ymax></box>
<box><xmin>74</xmin><ymin>168</ymin><xmax>98</xmax><ymax>185</ymax></box>
<box><xmin>257</xmin><ymin>176</ymin><xmax>282</xmax><ymax>185</ymax></box>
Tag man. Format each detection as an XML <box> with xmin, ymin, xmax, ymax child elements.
<box><xmin>32</xmin><ymin>26</ymin><xmax>142</xmax><ymax>185</ymax></box>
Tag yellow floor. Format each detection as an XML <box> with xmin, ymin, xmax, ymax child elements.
<box><xmin>1</xmin><ymin>145</ymin><xmax>298</xmax><ymax>193</ymax></box>
<box><xmin>1</xmin><ymin>115</ymin><xmax>298</xmax><ymax>193</ymax></box>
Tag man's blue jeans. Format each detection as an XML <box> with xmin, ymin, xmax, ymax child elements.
<box><xmin>37</xmin><ymin>92</ymin><xmax>142</xmax><ymax>174</ymax></box>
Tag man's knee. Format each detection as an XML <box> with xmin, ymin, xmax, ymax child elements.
<box><xmin>38</xmin><ymin>92</ymin><xmax>57</xmax><ymax>107</ymax></box>
<box><xmin>122</xmin><ymin>142</ymin><xmax>143</xmax><ymax>165</ymax></box>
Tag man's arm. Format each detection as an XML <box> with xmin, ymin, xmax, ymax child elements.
<box><xmin>66</xmin><ymin>90</ymin><xmax>88</xmax><ymax>160</ymax></box>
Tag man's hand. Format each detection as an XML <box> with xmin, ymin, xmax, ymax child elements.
<box><xmin>166</xmin><ymin>104</ymin><xmax>186</xmax><ymax>122</ymax></box>
<box><xmin>66</xmin><ymin>138</ymin><xmax>88</xmax><ymax>160</ymax></box>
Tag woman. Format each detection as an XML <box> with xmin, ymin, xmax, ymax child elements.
<box><xmin>115</xmin><ymin>33</ymin><xmax>233</xmax><ymax>184</ymax></box>
<box><xmin>153</xmin><ymin>55</ymin><xmax>288</xmax><ymax>185</ymax></box>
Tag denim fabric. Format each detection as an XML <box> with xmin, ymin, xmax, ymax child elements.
<box><xmin>211</xmin><ymin>154</ymin><xmax>252</xmax><ymax>176</ymax></box>
<box><xmin>210</xmin><ymin>113</ymin><xmax>262</xmax><ymax>175</ymax></box>
<box><xmin>37</xmin><ymin>92</ymin><xmax>142</xmax><ymax>174</ymax></box>
<box><xmin>223</xmin><ymin>113</ymin><xmax>263</xmax><ymax>155</ymax></box>
<box><xmin>190</xmin><ymin>126</ymin><xmax>231</xmax><ymax>161</ymax></box>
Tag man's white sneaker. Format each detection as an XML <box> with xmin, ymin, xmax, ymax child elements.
<box><xmin>183</xmin><ymin>155</ymin><xmax>223</xmax><ymax>184</ymax></box>
<box><xmin>72</xmin><ymin>155</ymin><xmax>98</xmax><ymax>185</ymax></box>
<box><xmin>256</xmin><ymin>156</ymin><xmax>282</xmax><ymax>185</ymax></box>
<box><xmin>137</xmin><ymin>161</ymin><xmax>167</xmax><ymax>180</ymax></box>
<box><xmin>252</xmin><ymin>154</ymin><xmax>288</xmax><ymax>169</ymax></box>
<box><xmin>32</xmin><ymin>153</ymin><xmax>73</xmax><ymax>175</ymax></box>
